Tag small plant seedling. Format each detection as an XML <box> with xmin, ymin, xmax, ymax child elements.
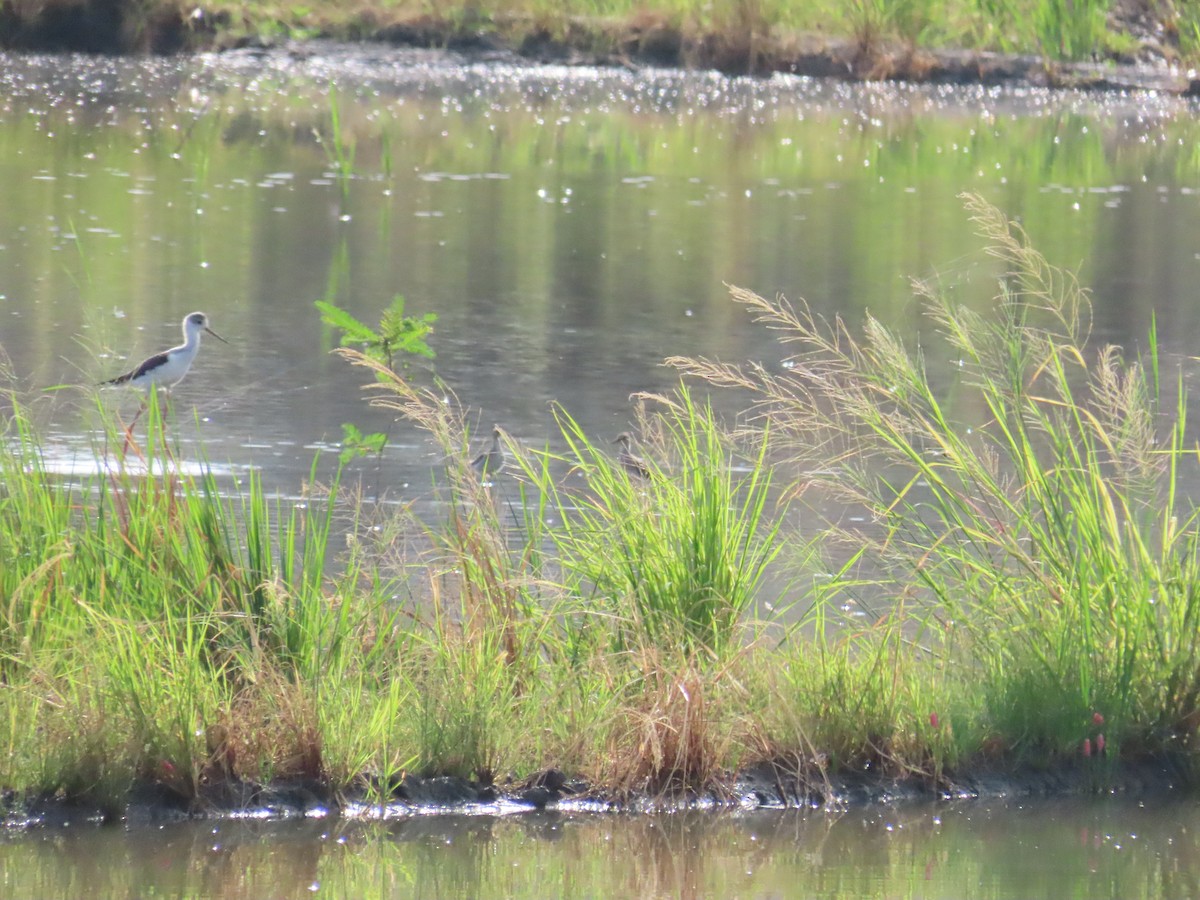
<box><xmin>317</xmin><ymin>294</ymin><xmax>438</xmax><ymax>469</ymax></box>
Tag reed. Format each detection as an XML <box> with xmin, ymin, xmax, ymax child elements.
<box><xmin>339</xmin><ymin>351</ymin><xmax>782</xmax><ymax>787</ymax></box>
<box><xmin>319</xmin><ymin>85</ymin><xmax>356</xmax><ymax>201</ymax></box>
<box><xmin>500</xmin><ymin>393</ymin><xmax>783</xmax><ymax>657</ymax></box>
<box><xmin>0</xmin><ymin>394</ymin><xmax>414</xmax><ymax>801</ymax></box>
<box><xmin>1032</xmin><ymin>0</ymin><xmax>1109</xmax><ymax>59</ymax></box>
<box><xmin>671</xmin><ymin>192</ymin><xmax>1200</xmax><ymax>770</ymax></box>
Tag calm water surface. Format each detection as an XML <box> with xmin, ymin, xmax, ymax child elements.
<box><xmin>4</xmin><ymin>46</ymin><xmax>1200</xmax><ymax>895</ymax></box>
<box><xmin>2</xmin><ymin>798</ymin><xmax>1198</xmax><ymax>899</ymax></box>
<box><xmin>3</xmin><ymin>46</ymin><xmax>1200</xmax><ymax>500</ymax></box>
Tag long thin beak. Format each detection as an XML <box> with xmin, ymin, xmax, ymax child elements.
<box><xmin>205</xmin><ymin>326</ymin><xmax>229</xmax><ymax>344</ymax></box>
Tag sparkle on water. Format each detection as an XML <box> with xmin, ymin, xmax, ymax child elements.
<box><xmin>2</xmin><ymin>48</ymin><xmax>1197</xmax><ymax>507</ymax></box>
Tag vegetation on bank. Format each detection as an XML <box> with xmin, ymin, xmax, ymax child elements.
<box><xmin>1</xmin><ymin>194</ymin><xmax>1199</xmax><ymax>816</ymax></box>
<box><xmin>0</xmin><ymin>0</ymin><xmax>1194</xmax><ymax>72</ymax></box>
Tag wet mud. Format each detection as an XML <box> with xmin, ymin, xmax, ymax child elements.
<box><xmin>4</xmin><ymin>755</ymin><xmax>1193</xmax><ymax>830</ymax></box>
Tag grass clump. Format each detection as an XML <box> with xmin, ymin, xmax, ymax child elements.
<box><xmin>672</xmin><ymin>192</ymin><xmax>1200</xmax><ymax>773</ymax></box>
<box><xmin>520</xmin><ymin>393</ymin><xmax>781</xmax><ymax>657</ymax></box>
<box><xmin>0</xmin><ymin>395</ymin><xmax>415</xmax><ymax>806</ymax></box>
<box><xmin>341</xmin><ymin>350</ymin><xmax>782</xmax><ymax>793</ymax></box>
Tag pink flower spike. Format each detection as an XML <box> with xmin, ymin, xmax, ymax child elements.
<box><xmin>1092</xmin><ymin>712</ymin><xmax>1105</xmax><ymax>726</ymax></box>
<box><xmin>929</xmin><ymin>712</ymin><xmax>939</xmax><ymax>730</ymax></box>
<box><xmin>1096</xmin><ymin>733</ymin><xmax>1106</xmax><ymax>754</ymax></box>
<box><xmin>1083</xmin><ymin>738</ymin><xmax>1092</xmax><ymax>757</ymax></box>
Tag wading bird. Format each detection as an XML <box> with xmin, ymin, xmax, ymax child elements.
<box><xmin>613</xmin><ymin>431</ymin><xmax>651</xmax><ymax>479</ymax></box>
<box><xmin>471</xmin><ymin>424</ymin><xmax>506</xmax><ymax>481</ymax></box>
<box><xmin>103</xmin><ymin>311</ymin><xmax>227</xmax><ymax>393</ymax></box>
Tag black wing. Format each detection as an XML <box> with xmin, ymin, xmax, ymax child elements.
<box><xmin>102</xmin><ymin>351</ymin><xmax>168</xmax><ymax>386</ymax></box>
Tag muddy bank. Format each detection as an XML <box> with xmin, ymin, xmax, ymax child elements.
<box><xmin>0</xmin><ymin>0</ymin><xmax>1195</xmax><ymax>94</ymax></box>
<box><xmin>227</xmin><ymin>32</ymin><xmax>1198</xmax><ymax>94</ymax></box>
<box><xmin>4</xmin><ymin>756</ymin><xmax>1193</xmax><ymax>830</ymax></box>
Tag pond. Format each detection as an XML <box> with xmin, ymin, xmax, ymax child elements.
<box><xmin>3</xmin><ymin>42</ymin><xmax>1200</xmax><ymax>893</ymax></box>
<box><xmin>2</xmin><ymin>797</ymin><xmax>1197</xmax><ymax>898</ymax></box>
<box><xmin>3</xmin><ymin>45</ymin><xmax>1200</xmax><ymax>503</ymax></box>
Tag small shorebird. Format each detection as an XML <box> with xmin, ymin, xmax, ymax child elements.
<box><xmin>613</xmin><ymin>432</ymin><xmax>651</xmax><ymax>479</ymax></box>
<box><xmin>470</xmin><ymin>425</ymin><xmax>506</xmax><ymax>480</ymax></box>
<box><xmin>103</xmin><ymin>311</ymin><xmax>227</xmax><ymax>392</ymax></box>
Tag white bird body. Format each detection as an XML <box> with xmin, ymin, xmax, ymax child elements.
<box><xmin>103</xmin><ymin>312</ymin><xmax>226</xmax><ymax>392</ymax></box>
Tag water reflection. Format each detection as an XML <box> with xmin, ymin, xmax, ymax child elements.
<box><xmin>4</xmin><ymin>48</ymin><xmax>1200</xmax><ymax>507</ymax></box>
<box><xmin>2</xmin><ymin>798</ymin><xmax>1198</xmax><ymax>898</ymax></box>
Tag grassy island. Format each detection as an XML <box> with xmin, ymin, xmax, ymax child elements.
<box><xmin>1</xmin><ymin>194</ymin><xmax>1198</xmax><ymax>816</ymax></box>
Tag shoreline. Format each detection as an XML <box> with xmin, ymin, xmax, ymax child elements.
<box><xmin>265</xmin><ymin>33</ymin><xmax>1199</xmax><ymax>94</ymax></box>
<box><xmin>6</xmin><ymin>755</ymin><xmax>1190</xmax><ymax>830</ymax></box>
<box><xmin>0</xmin><ymin>4</ymin><xmax>1195</xmax><ymax>95</ymax></box>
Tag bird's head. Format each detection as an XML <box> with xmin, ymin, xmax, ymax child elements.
<box><xmin>186</xmin><ymin>311</ymin><xmax>228</xmax><ymax>344</ymax></box>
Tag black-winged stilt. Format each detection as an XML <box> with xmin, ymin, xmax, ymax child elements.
<box><xmin>471</xmin><ymin>425</ymin><xmax>506</xmax><ymax>481</ymax></box>
<box><xmin>613</xmin><ymin>432</ymin><xmax>651</xmax><ymax>479</ymax></box>
<box><xmin>103</xmin><ymin>311</ymin><xmax>227</xmax><ymax>392</ymax></box>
